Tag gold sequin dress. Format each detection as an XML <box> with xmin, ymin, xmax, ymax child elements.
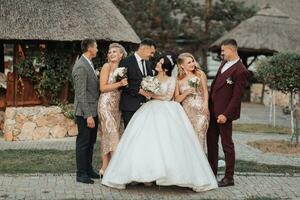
<box><xmin>179</xmin><ymin>79</ymin><xmax>209</xmax><ymax>150</ymax></box>
<box><xmin>98</xmin><ymin>69</ymin><xmax>122</xmax><ymax>156</ymax></box>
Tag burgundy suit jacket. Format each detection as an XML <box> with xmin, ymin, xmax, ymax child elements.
<box><xmin>209</xmin><ymin>60</ymin><xmax>249</xmax><ymax>121</ymax></box>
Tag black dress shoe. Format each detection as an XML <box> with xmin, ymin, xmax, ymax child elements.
<box><xmin>88</xmin><ymin>170</ymin><xmax>100</xmax><ymax>179</ymax></box>
<box><xmin>76</xmin><ymin>176</ymin><xmax>95</xmax><ymax>184</ymax></box>
<box><xmin>218</xmin><ymin>178</ymin><xmax>234</xmax><ymax>187</ymax></box>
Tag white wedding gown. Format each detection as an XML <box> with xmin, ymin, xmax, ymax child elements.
<box><xmin>102</xmin><ymin>77</ymin><xmax>218</xmax><ymax>192</ymax></box>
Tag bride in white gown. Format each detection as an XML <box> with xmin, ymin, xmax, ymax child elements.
<box><xmin>101</xmin><ymin>55</ymin><xmax>218</xmax><ymax>192</ymax></box>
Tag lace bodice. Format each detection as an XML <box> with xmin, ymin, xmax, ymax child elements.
<box><xmin>156</xmin><ymin>77</ymin><xmax>176</xmax><ymax>101</ymax></box>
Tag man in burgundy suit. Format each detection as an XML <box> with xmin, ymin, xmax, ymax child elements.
<box><xmin>207</xmin><ymin>39</ymin><xmax>249</xmax><ymax>187</ymax></box>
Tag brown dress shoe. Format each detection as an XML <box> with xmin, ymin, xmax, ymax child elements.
<box><xmin>218</xmin><ymin>177</ymin><xmax>234</xmax><ymax>187</ymax></box>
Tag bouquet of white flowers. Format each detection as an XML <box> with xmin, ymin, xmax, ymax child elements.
<box><xmin>188</xmin><ymin>76</ymin><xmax>200</xmax><ymax>90</ymax></box>
<box><xmin>188</xmin><ymin>77</ymin><xmax>200</xmax><ymax>99</ymax></box>
<box><xmin>141</xmin><ymin>76</ymin><xmax>160</xmax><ymax>94</ymax></box>
<box><xmin>113</xmin><ymin>67</ymin><xmax>127</xmax><ymax>81</ymax></box>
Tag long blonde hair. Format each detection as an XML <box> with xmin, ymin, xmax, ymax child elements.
<box><xmin>177</xmin><ymin>53</ymin><xmax>201</xmax><ymax>80</ymax></box>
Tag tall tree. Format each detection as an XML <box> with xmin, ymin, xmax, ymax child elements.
<box><xmin>112</xmin><ymin>0</ymin><xmax>256</xmax><ymax>71</ymax></box>
<box><xmin>112</xmin><ymin>0</ymin><xmax>180</xmax><ymax>47</ymax></box>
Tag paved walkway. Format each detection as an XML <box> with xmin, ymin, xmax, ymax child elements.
<box><xmin>237</xmin><ymin>103</ymin><xmax>292</xmax><ymax>128</ymax></box>
<box><xmin>0</xmin><ymin>174</ymin><xmax>299</xmax><ymax>200</ymax></box>
<box><xmin>0</xmin><ymin>103</ymin><xmax>299</xmax><ymax>199</ymax></box>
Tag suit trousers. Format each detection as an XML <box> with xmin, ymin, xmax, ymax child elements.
<box><xmin>207</xmin><ymin>114</ymin><xmax>235</xmax><ymax>180</ymax></box>
<box><xmin>121</xmin><ymin>111</ymin><xmax>136</xmax><ymax>128</ymax></box>
<box><xmin>75</xmin><ymin>116</ymin><xmax>98</xmax><ymax>177</ymax></box>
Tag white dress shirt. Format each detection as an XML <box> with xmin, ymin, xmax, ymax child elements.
<box><xmin>221</xmin><ymin>58</ymin><xmax>240</xmax><ymax>74</ymax></box>
<box><xmin>134</xmin><ymin>52</ymin><xmax>147</xmax><ymax>76</ymax></box>
<box><xmin>82</xmin><ymin>54</ymin><xmax>97</xmax><ymax>75</ymax></box>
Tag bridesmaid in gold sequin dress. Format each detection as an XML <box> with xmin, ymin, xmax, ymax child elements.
<box><xmin>98</xmin><ymin>43</ymin><xmax>128</xmax><ymax>177</ymax></box>
<box><xmin>175</xmin><ymin>53</ymin><xmax>209</xmax><ymax>151</ymax></box>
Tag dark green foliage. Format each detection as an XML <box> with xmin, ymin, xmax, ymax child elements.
<box><xmin>16</xmin><ymin>47</ymin><xmax>71</xmax><ymax>104</ymax></box>
<box><xmin>112</xmin><ymin>0</ymin><xmax>257</xmax><ymax>48</ymax></box>
<box><xmin>256</xmin><ymin>52</ymin><xmax>300</xmax><ymax>94</ymax></box>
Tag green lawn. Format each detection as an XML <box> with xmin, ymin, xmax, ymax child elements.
<box><xmin>0</xmin><ymin>147</ymin><xmax>299</xmax><ymax>174</ymax></box>
<box><xmin>0</xmin><ymin>143</ymin><xmax>102</xmax><ymax>174</ymax></box>
<box><xmin>219</xmin><ymin>159</ymin><xmax>299</xmax><ymax>174</ymax></box>
<box><xmin>245</xmin><ymin>197</ymin><xmax>280</xmax><ymax>200</ymax></box>
<box><xmin>233</xmin><ymin>123</ymin><xmax>291</xmax><ymax>134</ymax></box>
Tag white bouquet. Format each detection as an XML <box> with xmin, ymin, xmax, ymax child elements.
<box><xmin>141</xmin><ymin>76</ymin><xmax>160</xmax><ymax>94</ymax></box>
<box><xmin>188</xmin><ymin>76</ymin><xmax>200</xmax><ymax>90</ymax></box>
<box><xmin>113</xmin><ymin>67</ymin><xmax>127</xmax><ymax>81</ymax></box>
<box><xmin>188</xmin><ymin>76</ymin><xmax>200</xmax><ymax>98</ymax></box>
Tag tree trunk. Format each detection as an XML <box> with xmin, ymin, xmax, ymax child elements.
<box><xmin>273</xmin><ymin>90</ymin><xmax>276</xmax><ymax>127</ymax></box>
<box><xmin>199</xmin><ymin>48</ymin><xmax>208</xmax><ymax>73</ymax></box>
<box><xmin>269</xmin><ymin>90</ymin><xmax>276</xmax><ymax>127</ymax></box>
<box><xmin>290</xmin><ymin>92</ymin><xmax>298</xmax><ymax>145</ymax></box>
<box><xmin>201</xmin><ymin>0</ymin><xmax>212</xmax><ymax>74</ymax></box>
<box><xmin>295</xmin><ymin>113</ymin><xmax>299</xmax><ymax>145</ymax></box>
<box><xmin>290</xmin><ymin>92</ymin><xmax>295</xmax><ymax>135</ymax></box>
<box><xmin>260</xmin><ymin>83</ymin><xmax>265</xmax><ymax>104</ymax></box>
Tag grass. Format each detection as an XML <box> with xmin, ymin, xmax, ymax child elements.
<box><xmin>0</xmin><ymin>149</ymin><xmax>78</xmax><ymax>174</ymax></box>
<box><xmin>233</xmin><ymin>123</ymin><xmax>292</xmax><ymax>134</ymax></box>
<box><xmin>0</xmin><ymin>143</ymin><xmax>102</xmax><ymax>174</ymax></box>
<box><xmin>1</xmin><ymin>146</ymin><xmax>300</xmax><ymax>174</ymax></box>
<box><xmin>219</xmin><ymin>159</ymin><xmax>299</xmax><ymax>175</ymax></box>
<box><xmin>245</xmin><ymin>197</ymin><xmax>280</xmax><ymax>200</ymax></box>
<box><xmin>248</xmin><ymin>140</ymin><xmax>300</xmax><ymax>155</ymax></box>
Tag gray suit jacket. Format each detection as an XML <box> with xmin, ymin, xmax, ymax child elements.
<box><xmin>72</xmin><ymin>56</ymin><xmax>99</xmax><ymax>118</ymax></box>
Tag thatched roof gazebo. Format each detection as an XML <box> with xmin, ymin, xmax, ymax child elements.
<box><xmin>209</xmin><ymin>3</ymin><xmax>300</xmax><ymax>105</ymax></box>
<box><xmin>0</xmin><ymin>0</ymin><xmax>140</xmax><ymax>43</ymax></box>
<box><xmin>0</xmin><ymin>0</ymin><xmax>140</xmax><ymax>107</ymax></box>
<box><xmin>234</xmin><ymin>0</ymin><xmax>300</xmax><ymax>21</ymax></box>
<box><xmin>209</xmin><ymin>5</ymin><xmax>300</xmax><ymax>66</ymax></box>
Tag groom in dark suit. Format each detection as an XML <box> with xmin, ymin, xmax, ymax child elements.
<box><xmin>207</xmin><ymin>39</ymin><xmax>249</xmax><ymax>187</ymax></box>
<box><xmin>72</xmin><ymin>38</ymin><xmax>100</xmax><ymax>184</ymax></box>
<box><xmin>119</xmin><ymin>38</ymin><xmax>156</xmax><ymax>127</ymax></box>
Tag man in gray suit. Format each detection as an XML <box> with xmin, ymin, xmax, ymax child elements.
<box><xmin>72</xmin><ymin>38</ymin><xmax>100</xmax><ymax>184</ymax></box>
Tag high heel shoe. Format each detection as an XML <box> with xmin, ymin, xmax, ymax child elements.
<box><xmin>99</xmin><ymin>169</ymin><xmax>105</xmax><ymax>179</ymax></box>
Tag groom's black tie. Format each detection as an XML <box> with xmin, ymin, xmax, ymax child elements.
<box><xmin>141</xmin><ymin>59</ymin><xmax>147</xmax><ymax>77</ymax></box>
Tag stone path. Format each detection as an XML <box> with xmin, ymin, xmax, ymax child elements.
<box><xmin>0</xmin><ymin>103</ymin><xmax>299</xmax><ymax>199</ymax></box>
<box><xmin>237</xmin><ymin>102</ymin><xmax>292</xmax><ymax>128</ymax></box>
<box><xmin>1</xmin><ymin>132</ymin><xmax>298</xmax><ymax>167</ymax></box>
<box><xmin>0</xmin><ymin>174</ymin><xmax>299</xmax><ymax>200</ymax></box>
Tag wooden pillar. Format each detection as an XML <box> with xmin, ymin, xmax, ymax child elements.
<box><xmin>240</xmin><ymin>55</ymin><xmax>248</xmax><ymax>68</ymax></box>
<box><xmin>198</xmin><ymin>47</ymin><xmax>208</xmax><ymax>74</ymax></box>
<box><xmin>12</xmin><ymin>44</ymin><xmax>18</xmax><ymax>106</ymax></box>
<box><xmin>0</xmin><ymin>43</ymin><xmax>4</xmax><ymax>73</ymax></box>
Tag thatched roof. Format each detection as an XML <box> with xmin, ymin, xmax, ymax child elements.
<box><xmin>194</xmin><ymin>0</ymin><xmax>300</xmax><ymax>21</ymax></box>
<box><xmin>0</xmin><ymin>0</ymin><xmax>140</xmax><ymax>43</ymax></box>
<box><xmin>210</xmin><ymin>5</ymin><xmax>300</xmax><ymax>55</ymax></box>
<box><xmin>234</xmin><ymin>0</ymin><xmax>300</xmax><ymax>21</ymax></box>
